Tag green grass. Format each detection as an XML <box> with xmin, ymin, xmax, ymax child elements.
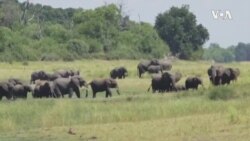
<box><xmin>0</xmin><ymin>60</ymin><xmax>250</xmax><ymax>141</ymax></box>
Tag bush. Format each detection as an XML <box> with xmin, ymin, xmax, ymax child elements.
<box><xmin>208</xmin><ymin>86</ymin><xmax>237</xmax><ymax>100</ymax></box>
<box><xmin>40</xmin><ymin>53</ymin><xmax>60</xmax><ymax>61</ymax></box>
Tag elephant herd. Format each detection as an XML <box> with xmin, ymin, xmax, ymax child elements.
<box><xmin>0</xmin><ymin>59</ymin><xmax>240</xmax><ymax>101</ymax></box>
<box><xmin>147</xmin><ymin>63</ymin><xmax>240</xmax><ymax>93</ymax></box>
<box><xmin>0</xmin><ymin>69</ymin><xmax>120</xmax><ymax>100</ymax></box>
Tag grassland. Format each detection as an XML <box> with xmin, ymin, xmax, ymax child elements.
<box><xmin>0</xmin><ymin>60</ymin><xmax>250</xmax><ymax>141</ymax></box>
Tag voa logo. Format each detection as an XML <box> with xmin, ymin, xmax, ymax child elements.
<box><xmin>211</xmin><ymin>10</ymin><xmax>232</xmax><ymax>20</ymax></box>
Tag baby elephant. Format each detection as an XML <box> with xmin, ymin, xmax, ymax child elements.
<box><xmin>87</xmin><ymin>78</ymin><xmax>120</xmax><ymax>98</ymax></box>
<box><xmin>185</xmin><ymin>77</ymin><xmax>203</xmax><ymax>90</ymax></box>
<box><xmin>175</xmin><ymin>84</ymin><xmax>186</xmax><ymax>91</ymax></box>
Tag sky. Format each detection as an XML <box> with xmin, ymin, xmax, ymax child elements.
<box><xmin>19</xmin><ymin>0</ymin><xmax>250</xmax><ymax>47</ymax></box>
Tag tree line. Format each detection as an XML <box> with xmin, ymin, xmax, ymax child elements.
<box><xmin>203</xmin><ymin>43</ymin><xmax>250</xmax><ymax>63</ymax></box>
<box><xmin>0</xmin><ymin>0</ymin><xmax>247</xmax><ymax>62</ymax></box>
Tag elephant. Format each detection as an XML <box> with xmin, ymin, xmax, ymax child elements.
<box><xmin>185</xmin><ymin>77</ymin><xmax>203</xmax><ymax>90</ymax></box>
<box><xmin>52</xmin><ymin>75</ymin><xmax>87</xmax><ymax>98</ymax></box>
<box><xmin>147</xmin><ymin>72</ymin><xmax>182</xmax><ymax>93</ymax></box>
<box><xmin>69</xmin><ymin>70</ymin><xmax>80</xmax><ymax>76</ymax></box>
<box><xmin>161</xmin><ymin>71</ymin><xmax>181</xmax><ymax>92</ymax></box>
<box><xmin>231</xmin><ymin>68</ymin><xmax>240</xmax><ymax>82</ymax></box>
<box><xmin>147</xmin><ymin>65</ymin><xmax>162</xmax><ymax>74</ymax></box>
<box><xmin>137</xmin><ymin>59</ymin><xmax>160</xmax><ymax>78</ymax></box>
<box><xmin>33</xmin><ymin>80</ymin><xmax>54</xmax><ymax>98</ymax></box>
<box><xmin>158</xmin><ymin>60</ymin><xmax>172</xmax><ymax>71</ymax></box>
<box><xmin>12</xmin><ymin>84</ymin><xmax>32</xmax><ymax>99</ymax></box>
<box><xmin>0</xmin><ymin>82</ymin><xmax>14</xmax><ymax>100</ymax></box>
<box><xmin>87</xmin><ymin>78</ymin><xmax>120</xmax><ymax>98</ymax></box>
<box><xmin>207</xmin><ymin>65</ymin><xmax>224</xmax><ymax>86</ymax></box>
<box><xmin>8</xmin><ymin>78</ymin><xmax>23</xmax><ymax>85</ymax></box>
<box><xmin>208</xmin><ymin>65</ymin><xmax>239</xmax><ymax>86</ymax></box>
<box><xmin>45</xmin><ymin>73</ymin><xmax>61</xmax><ymax>81</ymax></box>
<box><xmin>147</xmin><ymin>75</ymin><xmax>165</xmax><ymax>93</ymax></box>
<box><xmin>30</xmin><ymin>70</ymin><xmax>47</xmax><ymax>84</ymax></box>
<box><xmin>221</xmin><ymin>68</ymin><xmax>240</xmax><ymax>85</ymax></box>
<box><xmin>137</xmin><ymin>60</ymin><xmax>151</xmax><ymax>78</ymax></box>
<box><xmin>110</xmin><ymin>67</ymin><xmax>128</xmax><ymax>79</ymax></box>
<box><xmin>54</xmin><ymin>69</ymin><xmax>80</xmax><ymax>78</ymax></box>
<box><xmin>175</xmin><ymin>84</ymin><xmax>186</xmax><ymax>91</ymax></box>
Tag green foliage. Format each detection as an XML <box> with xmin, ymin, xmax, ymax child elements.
<box><xmin>203</xmin><ymin>43</ymin><xmax>235</xmax><ymax>63</ymax></box>
<box><xmin>234</xmin><ymin>43</ymin><xmax>250</xmax><ymax>61</ymax></box>
<box><xmin>208</xmin><ymin>86</ymin><xmax>237</xmax><ymax>100</ymax></box>
<box><xmin>0</xmin><ymin>1</ymin><xmax>169</xmax><ymax>61</ymax></box>
<box><xmin>155</xmin><ymin>5</ymin><xmax>209</xmax><ymax>60</ymax></box>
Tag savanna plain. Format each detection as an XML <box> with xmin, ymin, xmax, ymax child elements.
<box><xmin>0</xmin><ymin>60</ymin><xmax>250</xmax><ymax>141</ymax></box>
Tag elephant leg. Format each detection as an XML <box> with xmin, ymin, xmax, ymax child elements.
<box><xmin>55</xmin><ymin>87</ymin><xmax>63</xmax><ymax>98</ymax></box>
<box><xmin>69</xmin><ymin>89</ymin><xmax>73</xmax><ymax>98</ymax></box>
<box><xmin>105</xmin><ymin>90</ymin><xmax>109</xmax><ymax>98</ymax></box>
<box><xmin>106</xmin><ymin>88</ymin><xmax>112</xmax><ymax>97</ymax></box>
<box><xmin>0</xmin><ymin>95</ymin><xmax>2</xmax><ymax>100</ymax></box>
<box><xmin>73</xmin><ymin>88</ymin><xmax>80</xmax><ymax>98</ymax></box>
<box><xmin>92</xmin><ymin>91</ymin><xmax>96</xmax><ymax>98</ymax></box>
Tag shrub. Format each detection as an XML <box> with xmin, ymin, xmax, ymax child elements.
<box><xmin>40</xmin><ymin>53</ymin><xmax>60</xmax><ymax>61</ymax></box>
<box><xmin>208</xmin><ymin>86</ymin><xmax>237</xmax><ymax>100</ymax></box>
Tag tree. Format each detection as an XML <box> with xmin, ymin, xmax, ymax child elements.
<box><xmin>234</xmin><ymin>43</ymin><xmax>250</xmax><ymax>61</ymax></box>
<box><xmin>0</xmin><ymin>0</ymin><xmax>21</xmax><ymax>28</ymax></box>
<box><xmin>203</xmin><ymin>43</ymin><xmax>234</xmax><ymax>63</ymax></box>
<box><xmin>155</xmin><ymin>5</ymin><xmax>209</xmax><ymax>60</ymax></box>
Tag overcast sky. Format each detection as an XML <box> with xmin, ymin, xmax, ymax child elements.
<box><xmin>19</xmin><ymin>0</ymin><xmax>250</xmax><ymax>47</ymax></box>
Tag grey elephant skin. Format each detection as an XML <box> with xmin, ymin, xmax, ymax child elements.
<box><xmin>0</xmin><ymin>82</ymin><xmax>14</xmax><ymax>100</ymax></box>
<box><xmin>33</xmin><ymin>80</ymin><xmax>54</xmax><ymax>98</ymax></box>
<box><xmin>147</xmin><ymin>65</ymin><xmax>162</xmax><ymax>74</ymax></box>
<box><xmin>148</xmin><ymin>72</ymin><xmax>182</xmax><ymax>93</ymax></box>
<box><xmin>12</xmin><ymin>84</ymin><xmax>32</xmax><ymax>99</ymax></box>
<box><xmin>54</xmin><ymin>69</ymin><xmax>80</xmax><ymax>78</ymax></box>
<box><xmin>207</xmin><ymin>65</ymin><xmax>240</xmax><ymax>86</ymax></box>
<box><xmin>185</xmin><ymin>77</ymin><xmax>203</xmax><ymax>90</ymax></box>
<box><xmin>87</xmin><ymin>78</ymin><xmax>120</xmax><ymax>98</ymax></box>
<box><xmin>52</xmin><ymin>76</ymin><xmax>87</xmax><ymax>98</ymax></box>
<box><xmin>137</xmin><ymin>59</ymin><xmax>172</xmax><ymax>78</ymax></box>
<box><xmin>110</xmin><ymin>67</ymin><xmax>128</xmax><ymax>79</ymax></box>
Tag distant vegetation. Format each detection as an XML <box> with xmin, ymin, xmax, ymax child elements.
<box><xmin>0</xmin><ymin>0</ymin><xmax>248</xmax><ymax>63</ymax></box>
<box><xmin>203</xmin><ymin>42</ymin><xmax>250</xmax><ymax>63</ymax></box>
<box><xmin>0</xmin><ymin>0</ymin><xmax>169</xmax><ymax>62</ymax></box>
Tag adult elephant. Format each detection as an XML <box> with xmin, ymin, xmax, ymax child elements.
<box><xmin>207</xmin><ymin>65</ymin><xmax>224</xmax><ymax>86</ymax></box>
<box><xmin>147</xmin><ymin>72</ymin><xmax>182</xmax><ymax>93</ymax></box>
<box><xmin>12</xmin><ymin>84</ymin><xmax>32</xmax><ymax>99</ymax></box>
<box><xmin>221</xmin><ymin>68</ymin><xmax>240</xmax><ymax>85</ymax></box>
<box><xmin>45</xmin><ymin>73</ymin><xmax>61</xmax><ymax>81</ymax></box>
<box><xmin>33</xmin><ymin>80</ymin><xmax>54</xmax><ymax>98</ymax></box>
<box><xmin>8</xmin><ymin>78</ymin><xmax>23</xmax><ymax>85</ymax></box>
<box><xmin>0</xmin><ymin>82</ymin><xmax>14</xmax><ymax>100</ymax></box>
<box><xmin>110</xmin><ymin>67</ymin><xmax>128</xmax><ymax>79</ymax></box>
<box><xmin>52</xmin><ymin>75</ymin><xmax>87</xmax><ymax>98</ymax></box>
<box><xmin>137</xmin><ymin>59</ymin><xmax>160</xmax><ymax>78</ymax></box>
<box><xmin>147</xmin><ymin>65</ymin><xmax>162</xmax><ymax>74</ymax></box>
<box><xmin>54</xmin><ymin>69</ymin><xmax>80</xmax><ymax>78</ymax></box>
<box><xmin>185</xmin><ymin>77</ymin><xmax>203</xmax><ymax>90</ymax></box>
<box><xmin>137</xmin><ymin>60</ymin><xmax>151</xmax><ymax>78</ymax></box>
<box><xmin>208</xmin><ymin>65</ymin><xmax>239</xmax><ymax>85</ymax></box>
<box><xmin>87</xmin><ymin>78</ymin><xmax>120</xmax><ymax>98</ymax></box>
<box><xmin>158</xmin><ymin>60</ymin><xmax>172</xmax><ymax>71</ymax></box>
<box><xmin>147</xmin><ymin>75</ymin><xmax>165</xmax><ymax>93</ymax></box>
<box><xmin>30</xmin><ymin>70</ymin><xmax>47</xmax><ymax>84</ymax></box>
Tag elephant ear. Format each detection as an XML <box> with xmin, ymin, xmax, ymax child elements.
<box><xmin>24</xmin><ymin>85</ymin><xmax>32</xmax><ymax>92</ymax></box>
